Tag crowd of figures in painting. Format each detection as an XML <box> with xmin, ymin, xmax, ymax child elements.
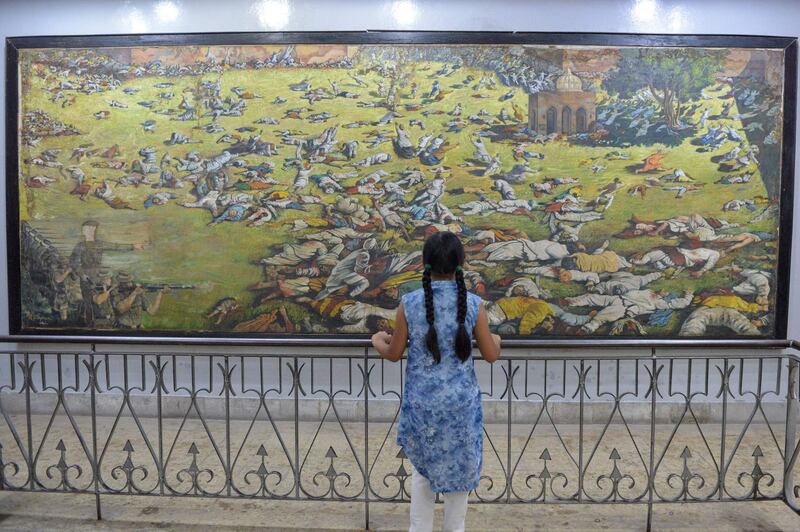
<box><xmin>16</xmin><ymin>43</ymin><xmax>785</xmax><ymax>336</ymax></box>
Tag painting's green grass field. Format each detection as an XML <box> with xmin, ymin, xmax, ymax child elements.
<box><xmin>19</xmin><ymin>60</ymin><xmax>778</xmax><ymax>332</ymax></box>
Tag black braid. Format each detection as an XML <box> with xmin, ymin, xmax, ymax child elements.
<box><xmin>454</xmin><ymin>268</ymin><xmax>471</xmax><ymax>362</ymax></box>
<box><xmin>422</xmin><ymin>268</ymin><xmax>441</xmax><ymax>363</ymax></box>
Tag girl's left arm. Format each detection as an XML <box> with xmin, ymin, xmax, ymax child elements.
<box><xmin>371</xmin><ymin>303</ymin><xmax>408</xmax><ymax>362</ymax></box>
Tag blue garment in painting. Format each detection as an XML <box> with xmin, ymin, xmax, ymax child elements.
<box><xmin>397</xmin><ymin>281</ymin><xmax>483</xmax><ymax>493</ymax></box>
<box><xmin>210</xmin><ymin>203</ymin><xmax>248</xmax><ymax>225</ymax></box>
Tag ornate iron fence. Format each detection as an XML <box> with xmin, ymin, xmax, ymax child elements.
<box><xmin>0</xmin><ymin>337</ymin><xmax>798</xmax><ymax>530</ymax></box>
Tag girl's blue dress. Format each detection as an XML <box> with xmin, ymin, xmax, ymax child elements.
<box><xmin>397</xmin><ymin>280</ymin><xmax>483</xmax><ymax>493</ymax></box>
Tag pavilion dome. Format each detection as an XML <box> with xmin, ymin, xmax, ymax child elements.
<box><xmin>555</xmin><ymin>67</ymin><xmax>583</xmax><ymax>91</ymax></box>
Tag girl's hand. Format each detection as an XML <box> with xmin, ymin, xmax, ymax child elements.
<box><xmin>474</xmin><ymin>306</ymin><xmax>501</xmax><ymax>363</ymax></box>
<box><xmin>371</xmin><ymin>330</ymin><xmax>392</xmax><ymax>349</ymax></box>
<box><xmin>373</xmin><ymin>304</ymin><xmax>407</xmax><ymax>362</ymax></box>
<box><xmin>491</xmin><ymin>333</ymin><xmax>501</xmax><ymax>352</ymax></box>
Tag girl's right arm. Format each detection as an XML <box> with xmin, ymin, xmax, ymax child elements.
<box><xmin>474</xmin><ymin>304</ymin><xmax>501</xmax><ymax>363</ymax></box>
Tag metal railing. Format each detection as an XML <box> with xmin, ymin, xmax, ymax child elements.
<box><xmin>0</xmin><ymin>335</ymin><xmax>798</xmax><ymax>530</ymax></box>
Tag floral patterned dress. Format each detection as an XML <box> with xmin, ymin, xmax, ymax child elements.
<box><xmin>396</xmin><ymin>280</ymin><xmax>484</xmax><ymax>493</ymax></box>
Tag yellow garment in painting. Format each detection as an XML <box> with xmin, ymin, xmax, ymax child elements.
<box><xmin>573</xmin><ymin>251</ymin><xmax>620</xmax><ymax>273</ymax></box>
<box><xmin>701</xmin><ymin>295</ymin><xmax>761</xmax><ymax>314</ymax></box>
<box><xmin>312</xmin><ymin>298</ymin><xmax>356</xmax><ymax>318</ymax></box>
<box><xmin>567</xmin><ymin>186</ymin><xmax>583</xmax><ymax>197</ymax></box>
<box><xmin>302</xmin><ymin>217</ymin><xmax>331</xmax><ymax>227</ymax></box>
<box><xmin>497</xmin><ymin>297</ymin><xmax>554</xmax><ymax>335</ymax></box>
<box><xmin>379</xmin><ymin>270</ymin><xmax>419</xmax><ymax>289</ymax></box>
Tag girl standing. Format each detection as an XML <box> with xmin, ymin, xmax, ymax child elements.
<box><xmin>372</xmin><ymin>231</ymin><xmax>501</xmax><ymax>532</ymax></box>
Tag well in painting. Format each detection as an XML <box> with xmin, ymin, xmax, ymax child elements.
<box><xmin>7</xmin><ymin>34</ymin><xmax>795</xmax><ymax>338</ymax></box>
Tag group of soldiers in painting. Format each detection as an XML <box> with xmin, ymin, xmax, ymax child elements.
<box><xmin>22</xmin><ymin>220</ymin><xmax>168</xmax><ymax>329</ymax></box>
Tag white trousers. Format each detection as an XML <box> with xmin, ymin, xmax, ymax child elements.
<box><xmin>409</xmin><ymin>463</ymin><xmax>469</xmax><ymax>532</ymax></box>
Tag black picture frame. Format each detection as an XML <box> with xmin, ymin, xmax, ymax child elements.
<box><xmin>5</xmin><ymin>30</ymin><xmax>797</xmax><ymax>344</ymax></box>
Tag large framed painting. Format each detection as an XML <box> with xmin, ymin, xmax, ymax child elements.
<box><xmin>5</xmin><ymin>32</ymin><xmax>796</xmax><ymax>340</ymax></box>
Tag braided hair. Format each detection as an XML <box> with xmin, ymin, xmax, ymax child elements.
<box><xmin>454</xmin><ymin>266</ymin><xmax>470</xmax><ymax>361</ymax></box>
<box><xmin>422</xmin><ymin>265</ymin><xmax>440</xmax><ymax>362</ymax></box>
<box><xmin>421</xmin><ymin>231</ymin><xmax>471</xmax><ymax>363</ymax></box>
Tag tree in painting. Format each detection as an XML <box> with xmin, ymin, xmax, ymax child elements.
<box><xmin>604</xmin><ymin>48</ymin><xmax>726</xmax><ymax>129</ymax></box>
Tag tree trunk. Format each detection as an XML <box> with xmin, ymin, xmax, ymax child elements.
<box><xmin>649</xmin><ymin>85</ymin><xmax>679</xmax><ymax>129</ymax></box>
<box><xmin>663</xmin><ymin>89</ymin><xmax>678</xmax><ymax>129</ymax></box>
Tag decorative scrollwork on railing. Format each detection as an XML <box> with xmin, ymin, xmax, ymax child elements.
<box><xmin>17</xmin><ymin>359</ymin><xmax>38</xmax><ymax>393</ymax></box>
<box><xmin>45</xmin><ymin>440</ymin><xmax>84</xmax><ymax>491</ymax></box>
<box><xmin>509</xmin><ymin>362</ymin><xmax>580</xmax><ymax>503</ymax></box>
<box><xmin>229</xmin><ymin>393</ymin><xmax>296</xmax><ymax>498</ymax></box>
<box><xmin>96</xmin><ymin>355</ymin><xmax>160</xmax><ymax>495</ymax></box>
<box><xmin>378</xmin><ymin>448</ymin><xmax>410</xmax><ymax>501</ymax></box>
<box><xmin>736</xmin><ymin>446</ymin><xmax>775</xmax><ymax>499</ymax></box>
<box><xmin>581</xmin><ymin>368</ymin><xmax>650</xmax><ymax>503</ymax></box>
<box><xmin>82</xmin><ymin>359</ymin><xmax>102</xmax><ymax>394</ymax></box>
<box><xmin>0</xmin><ymin>348</ymin><xmax>795</xmax><ymax>519</ymax></box>
<box><xmin>161</xmin><ymin>358</ymin><xmax>228</xmax><ymax>497</ymax></box>
<box><xmin>241</xmin><ymin>444</ymin><xmax>284</xmax><ymax>498</ymax></box>
<box><xmin>287</xmin><ymin>361</ymin><xmax>307</xmax><ymax>397</ymax></box>
<box><xmin>216</xmin><ymin>362</ymin><xmax>237</xmax><ymax>398</ymax></box>
<box><xmin>715</xmin><ymin>365</ymin><xmax>736</xmax><ymax>399</ymax></box>
<box><xmin>0</xmin><ymin>441</ymin><xmax>21</xmax><ymax>489</ymax></box>
<box><xmin>148</xmin><ymin>360</ymin><xmax>168</xmax><ymax>394</ymax></box>
<box><xmin>175</xmin><ymin>443</ymin><xmax>216</xmax><ymax>496</ymax></box>
<box><xmin>472</xmin><ymin>423</ymin><xmax>509</xmax><ymax>502</ymax></box>
<box><xmin>356</xmin><ymin>362</ymin><xmax>377</xmax><ymax>400</ymax></box>
<box><xmin>594</xmin><ymin>448</ymin><xmax>636</xmax><ymax>502</ymax></box>
<box><xmin>719</xmin><ymin>359</ymin><xmax>785</xmax><ymax>500</ymax></box>
<box><xmin>644</xmin><ymin>363</ymin><xmax>664</xmax><ymax>400</ymax></box>
<box><xmin>571</xmin><ymin>364</ymin><xmax>592</xmax><ymax>400</ymax></box>
<box><xmin>664</xmin><ymin>447</ymin><xmax>705</xmax><ymax>501</ymax></box>
<box><xmin>651</xmin><ymin>382</ymin><xmax>721</xmax><ymax>502</ymax></box>
<box><xmin>296</xmin><ymin>358</ymin><xmax>365</xmax><ymax>501</ymax></box>
<box><xmin>311</xmin><ymin>447</ymin><xmax>353</xmax><ymax>499</ymax></box>
<box><xmin>109</xmin><ymin>440</ymin><xmax>150</xmax><ymax>494</ymax></box>
<box><xmin>522</xmin><ymin>448</ymin><xmax>570</xmax><ymax>502</ymax></box>
<box><xmin>31</xmin><ymin>356</ymin><xmax>94</xmax><ymax>492</ymax></box>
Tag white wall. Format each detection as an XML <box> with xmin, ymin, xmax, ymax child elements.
<box><xmin>0</xmin><ymin>0</ymin><xmax>798</xmax><ymax>342</ymax></box>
